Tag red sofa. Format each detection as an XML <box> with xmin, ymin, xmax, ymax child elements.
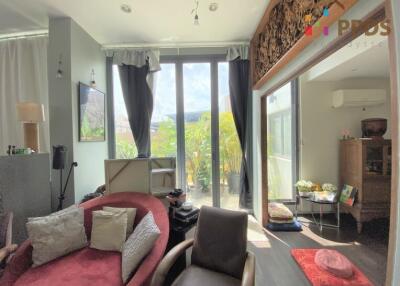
<box><xmin>0</xmin><ymin>192</ymin><xmax>169</xmax><ymax>286</ymax></box>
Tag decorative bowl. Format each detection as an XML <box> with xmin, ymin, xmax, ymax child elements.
<box><xmin>361</xmin><ymin>118</ymin><xmax>387</xmax><ymax>138</ymax></box>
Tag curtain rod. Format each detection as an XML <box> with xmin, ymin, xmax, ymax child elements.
<box><xmin>101</xmin><ymin>41</ymin><xmax>249</xmax><ymax>50</ymax></box>
<box><xmin>0</xmin><ymin>30</ymin><xmax>48</xmax><ymax>41</ymax></box>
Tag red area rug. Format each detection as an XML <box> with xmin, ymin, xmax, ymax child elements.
<box><xmin>291</xmin><ymin>249</ymin><xmax>374</xmax><ymax>286</ymax></box>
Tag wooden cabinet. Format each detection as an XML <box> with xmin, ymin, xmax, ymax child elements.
<box><xmin>339</xmin><ymin>139</ymin><xmax>391</xmax><ymax>233</ymax></box>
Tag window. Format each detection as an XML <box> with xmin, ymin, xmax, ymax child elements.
<box><xmin>218</xmin><ymin>62</ymin><xmax>241</xmax><ymax>210</ymax></box>
<box><xmin>183</xmin><ymin>63</ymin><xmax>212</xmax><ymax>207</ymax></box>
<box><xmin>269</xmin><ymin>110</ymin><xmax>291</xmax><ymax>158</ymax></box>
<box><xmin>113</xmin><ymin>65</ymin><xmax>137</xmax><ymax>159</ymax></box>
<box><xmin>266</xmin><ymin>81</ymin><xmax>298</xmax><ymax>201</ymax></box>
<box><xmin>111</xmin><ymin>57</ymin><xmax>245</xmax><ymax>211</ymax></box>
<box><xmin>151</xmin><ymin>64</ymin><xmax>177</xmax><ymax>157</ymax></box>
<box><xmin>113</xmin><ymin>64</ymin><xmax>177</xmax><ymax>159</ymax></box>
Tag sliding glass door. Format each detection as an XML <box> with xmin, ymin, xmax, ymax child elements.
<box><xmin>218</xmin><ymin>62</ymin><xmax>241</xmax><ymax>210</ymax></box>
<box><xmin>112</xmin><ymin>58</ymin><xmax>241</xmax><ymax>210</ymax></box>
<box><xmin>151</xmin><ymin>64</ymin><xmax>177</xmax><ymax>158</ymax></box>
<box><xmin>183</xmin><ymin>63</ymin><xmax>213</xmax><ymax>207</ymax></box>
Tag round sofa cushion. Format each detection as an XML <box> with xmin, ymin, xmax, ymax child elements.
<box><xmin>314</xmin><ymin>249</ymin><xmax>354</xmax><ymax>279</ymax></box>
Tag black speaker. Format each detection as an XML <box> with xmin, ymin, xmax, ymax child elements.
<box><xmin>52</xmin><ymin>145</ymin><xmax>67</xmax><ymax>170</ymax></box>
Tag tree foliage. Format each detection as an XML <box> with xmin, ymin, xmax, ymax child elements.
<box><xmin>115</xmin><ymin>111</ymin><xmax>241</xmax><ymax>192</ymax></box>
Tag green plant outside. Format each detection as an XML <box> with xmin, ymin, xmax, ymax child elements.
<box><xmin>115</xmin><ymin>112</ymin><xmax>242</xmax><ymax>192</ymax></box>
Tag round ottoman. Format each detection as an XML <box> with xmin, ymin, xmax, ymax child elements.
<box><xmin>314</xmin><ymin>249</ymin><xmax>354</xmax><ymax>279</ymax></box>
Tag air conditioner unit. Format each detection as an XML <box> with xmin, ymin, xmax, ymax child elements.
<box><xmin>332</xmin><ymin>89</ymin><xmax>387</xmax><ymax>108</ymax></box>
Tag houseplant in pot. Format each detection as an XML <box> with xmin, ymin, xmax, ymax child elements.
<box><xmin>295</xmin><ymin>180</ymin><xmax>313</xmax><ymax>197</ymax></box>
<box><xmin>319</xmin><ymin>183</ymin><xmax>338</xmax><ymax>202</ymax></box>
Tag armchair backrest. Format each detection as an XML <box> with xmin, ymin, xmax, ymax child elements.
<box><xmin>191</xmin><ymin>206</ymin><xmax>248</xmax><ymax>279</ymax></box>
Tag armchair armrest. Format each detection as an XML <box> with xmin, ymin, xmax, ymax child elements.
<box><xmin>0</xmin><ymin>241</ymin><xmax>32</xmax><ymax>286</ymax></box>
<box><xmin>0</xmin><ymin>244</ymin><xmax>18</xmax><ymax>264</ymax></box>
<box><xmin>151</xmin><ymin>238</ymin><xmax>194</xmax><ymax>286</ymax></box>
<box><xmin>241</xmin><ymin>252</ymin><xmax>255</xmax><ymax>286</ymax></box>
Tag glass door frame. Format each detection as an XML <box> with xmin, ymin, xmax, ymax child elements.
<box><xmin>161</xmin><ymin>54</ymin><xmax>226</xmax><ymax>208</ymax></box>
<box><xmin>264</xmin><ymin>79</ymin><xmax>299</xmax><ymax>203</ymax></box>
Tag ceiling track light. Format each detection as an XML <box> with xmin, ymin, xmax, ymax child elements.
<box><xmin>191</xmin><ymin>0</ymin><xmax>200</xmax><ymax>26</ymax></box>
<box><xmin>209</xmin><ymin>2</ymin><xmax>218</xmax><ymax>12</ymax></box>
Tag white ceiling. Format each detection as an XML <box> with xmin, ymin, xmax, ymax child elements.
<box><xmin>306</xmin><ymin>34</ymin><xmax>390</xmax><ymax>81</ymax></box>
<box><xmin>0</xmin><ymin>0</ymin><xmax>270</xmax><ymax>45</ymax></box>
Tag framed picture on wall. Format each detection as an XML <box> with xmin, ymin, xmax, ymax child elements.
<box><xmin>78</xmin><ymin>82</ymin><xmax>105</xmax><ymax>142</ymax></box>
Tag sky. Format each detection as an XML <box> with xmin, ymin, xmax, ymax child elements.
<box><xmin>113</xmin><ymin>62</ymin><xmax>230</xmax><ymax>125</ymax></box>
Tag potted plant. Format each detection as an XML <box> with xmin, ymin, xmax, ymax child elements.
<box><xmin>295</xmin><ymin>180</ymin><xmax>313</xmax><ymax>197</ymax></box>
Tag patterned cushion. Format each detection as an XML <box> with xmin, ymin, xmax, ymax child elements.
<box><xmin>26</xmin><ymin>206</ymin><xmax>88</xmax><ymax>267</ymax></box>
<box><xmin>269</xmin><ymin>218</ymin><xmax>294</xmax><ymax>224</ymax></box>
<box><xmin>121</xmin><ymin>211</ymin><xmax>160</xmax><ymax>283</ymax></box>
<box><xmin>268</xmin><ymin>203</ymin><xmax>293</xmax><ymax>219</ymax></box>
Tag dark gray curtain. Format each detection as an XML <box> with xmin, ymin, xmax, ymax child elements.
<box><xmin>118</xmin><ymin>64</ymin><xmax>153</xmax><ymax>158</ymax></box>
<box><xmin>229</xmin><ymin>59</ymin><xmax>252</xmax><ymax>210</ymax></box>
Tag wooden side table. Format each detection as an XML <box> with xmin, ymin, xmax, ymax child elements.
<box><xmin>295</xmin><ymin>195</ymin><xmax>340</xmax><ymax>232</ymax></box>
<box><xmin>307</xmin><ymin>198</ymin><xmax>340</xmax><ymax>232</ymax></box>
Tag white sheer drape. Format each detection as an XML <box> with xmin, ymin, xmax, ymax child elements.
<box><xmin>0</xmin><ymin>36</ymin><xmax>49</xmax><ymax>155</ymax></box>
<box><xmin>105</xmin><ymin>49</ymin><xmax>161</xmax><ymax>72</ymax></box>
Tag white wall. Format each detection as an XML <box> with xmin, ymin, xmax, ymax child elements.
<box><xmin>48</xmin><ymin>18</ymin><xmax>108</xmax><ymax>207</ymax></box>
<box><xmin>48</xmin><ymin>18</ymin><xmax>74</xmax><ymax>208</ymax></box>
<box><xmin>70</xmin><ymin>20</ymin><xmax>108</xmax><ymax>202</ymax></box>
<box><xmin>252</xmin><ymin>0</ymin><xmax>384</xmax><ymax>222</ymax></box>
<box><xmin>299</xmin><ymin>77</ymin><xmax>391</xmax><ymax>187</ymax></box>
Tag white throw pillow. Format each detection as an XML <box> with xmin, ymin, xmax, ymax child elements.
<box><xmin>26</xmin><ymin>205</ymin><xmax>88</xmax><ymax>267</ymax></box>
<box><xmin>121</xmin><ymin>211</ymin><xmax>160</xmax><ymax>283</ymax></box>
<box><xmin>90</xmin><ymin>210</ymin><xmax>127</xmax><ymax>252</ymax></box>
<box><xmin>103</xmin><ymin>206</ymin><xmax>136</xmax><ymax>237</ymax></box>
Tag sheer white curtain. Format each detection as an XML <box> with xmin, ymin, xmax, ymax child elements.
<box><xmin>0</xmin><ymin>36</ymin><xmax>49</xmax><ymax>155</ymax></box>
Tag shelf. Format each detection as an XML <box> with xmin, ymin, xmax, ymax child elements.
<box><xmin>151</xmin><ymin>168</ymin><xmax>175</xmax><ymax>175</ymax></box>
<box><xmin>364</xmin><ymin>173</ymin><xmax>390</xmax><ymax>179</ymax></box>
<box><xmin>151</xmin><ymin>186</ymin><xmax>174</xmax><ymax>197</ymax></box>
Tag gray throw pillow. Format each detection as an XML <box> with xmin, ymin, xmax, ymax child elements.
<box><xmin>121</xmin><ymin>212</ymin><xmax>160</xmax><ymax>283</ymax></box>
<box><xmin>26</xmin><ymin>205</ymin><xmax>88</xmax><ymax>267</ymax></box>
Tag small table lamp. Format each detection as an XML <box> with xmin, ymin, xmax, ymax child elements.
<box><xmin>16</xmin><ymin>102</ymin><xmax>45</xmax><ymax>152</ymax></box>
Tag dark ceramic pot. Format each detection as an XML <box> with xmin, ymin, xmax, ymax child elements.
<box><xmin>361</xmin><ymin>118</ymin><xmax>387</xmax><ymax>138</ymax></box>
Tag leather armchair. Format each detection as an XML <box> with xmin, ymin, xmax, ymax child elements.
<box><xmin>152</xmin><ymin>206</ymin><xmax>255</xmax><ymax>286</ymax></box>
